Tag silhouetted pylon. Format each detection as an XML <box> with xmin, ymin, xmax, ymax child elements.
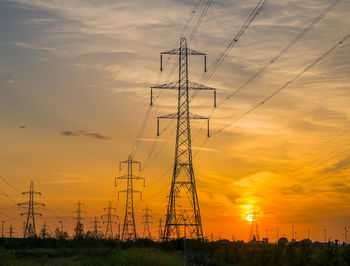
<box><xmin>249</xmin><ymin>208</ymin><xmax>260</xmax><ymax>242</ymax></box>
<box><xmin>151</xmin><ymin>37</ymin><xmax>216</xmax><ymax>240</ymax></box>
<box><xmin>73</xmin><ymin>201</ymin><xmax>85</xmax><ymax>237</ymax></box>
<box><xmin>116</xmin><ymin>155</ymin><xmax>145</xmax><ymax>241</ymax></box>
<box><xmin>92</xmin><ymin>216</ymin><xmax>101</xmax><ymax>238</ymax></box>
<box><xmin>8</xmin><ymin>224</ymin><xmax>14</xmax><ymax>238</ymax></box>
<box><xmin>40</xmin><ymin>221</ymin><xmax>48</xmax><ymax>238</ymax></box>
<box><xmin>18</xmin><ymin>181</ymin><xmax>45</xmax><ymax>238</ymax></box>
<box><xmin>158</xmin><ymin>217</ymin><xmax>163</xmax><ymax>241</ymax></box>
<box><xmin>142</xmin><ymin>206</ymin><xmax>152</xmax><ymax>239</ymax></box>
<box><xmin>101</xmin><ymin>200</ymin><xmax>117</xmax><ymax>238</ymax></box>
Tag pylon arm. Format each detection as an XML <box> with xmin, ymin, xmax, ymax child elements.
<box><xmin>20</xmin><ymin>212</ymin><xmax>42</xmax><ymax>216</ymax></box>
<box><xmin>22</xmin><ymin>191</ymin><xmax>41</xmax><ymax>195</ymax></box>
<box><xmin>115</xmin><ymin>175</ymin><xmax>128</xmax><ymax>186</ymax></box>
<box><xmin>132</xmin><ymin>176</ymin><xmax>146</xmax><ymax>187</ymax></box>
<box><xmin>119</xmin><ymin>159</ymin><xmax>141</xmax><ymax>171</ymax></box>
<box><xmin>160</xmin><ymin>48</ymin><xmax>206</xmax><ymax>72</ymax></box>
<box><xmin>161</xmin><ymin>48</ymin><xmax>179</xmax><ymax>55</ymax></box>
<box><xmin>157</xmin><ymin>113</ymin><xmax>211</xmax><ymax>137</ymax></box>
<box><xmin>151</xmin><ymin>81</ymin><xmax>216</xmax><ymax>107</ymax></box>
<box><xmin>118</xmin><ymin>190</ymin><xmax>142</xmax><ymax>200</ymax></box>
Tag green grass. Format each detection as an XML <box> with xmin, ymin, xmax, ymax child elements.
<box><xmin>0</xmin><ymin>248</ymin><xmax>185</xmax><ymax>266</ymax></box>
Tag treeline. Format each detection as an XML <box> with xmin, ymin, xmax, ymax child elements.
<box><xmin>1</xmin><ymin>237</ymin><xmax>350</xmax><ymax>265</ymax></box>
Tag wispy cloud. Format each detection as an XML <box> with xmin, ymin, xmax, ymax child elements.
<box><xmin>319</xmin><ymin>154</ymin><xmax>350</xmax><ymax>174</ymax></box>
<box><xmin>61</xmin><ymin>130</ymin><xmax>109</xmax><ymax>140</ymax></box>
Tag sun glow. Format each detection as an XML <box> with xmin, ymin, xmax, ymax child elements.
<box><xmin>246</xmin><ymin>214</ymin><xmax>253</xmax><ymax>222</ymax></box>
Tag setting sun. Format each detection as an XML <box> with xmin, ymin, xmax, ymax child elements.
<box><xmin>246</xmin><ymin>214</ymin><xmax>253</xmax><ymax>223</ymax></box>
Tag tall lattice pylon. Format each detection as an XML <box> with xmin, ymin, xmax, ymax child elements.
<box><xmin>158</xmin><ymin>217</ymin><xmax>163</xmax><ymax>241</ymax></box>
<box><xmin>142</xmin><ymin>206</ymin><xmax>152</xmax><ymax>239</ymax></box>
<box><xmin>249</xmin><ymin>208</ymin><xmax>260</xmax><ymax>242</ymax></box>
<box><xmin>73</xmin><ymin>201</ymin><xmax>85</xmax><ymax>238</ymax></box>
<box><xmin>101</xmin><ymin>200</ymin><xmax>117</xmax><ymax>238</ymax></box>
<box><xmin>18</xmin><ymin>181</ymin><xmax>45</xmax><ymax>238</ymax></box>
<box><xmin>116</xmin><ymin>155</ymin><xmax>145</xmax><ymax>241</ymax></box>
<box><xmin>151</xmin><ymin>37</ymin><xmax>216</xmax><ymax>240</ymax></box>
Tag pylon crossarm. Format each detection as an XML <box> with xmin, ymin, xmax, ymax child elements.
<box><xmin>32</xmin><ymin>202</ymin><xmax>45</xmax><ymax>206</ymax></box>
<box><xmin>161</xmin><ymin>48</ymin><xmax>180</xmax><ymax>55</ymax></box>
<box><xmin>157</xmin><ymin>113</ymin><xmax>177</xmax><ymax>136</ymax></box>
<box><xmin>115</xmin><ymin>175</ymin><xmax>128</xmax><ymax>186</ymax></box>
<box><xmin>187</xmin><ymin>48</ymin><xmax>206</xmax><ymax>56</ymax></box>
<box><xmin>151</xmin><ymin>81</ymin><xmax>178</xmax><ymax>90</ymax></box>
<box><xmin>117</xmin><ymin>190</ymin><xmax>127</xmax><ymax>200</ymax></box>
<box><xmin>150</xmin><ymin>81</ymin><xmax>179</xmax><ymax>105</ymax></box>
<box><xmin>132</xmin><ymin>176</ymin><xmax>145</xmax><ymax>187</ymax></box>
<box><xmin>134</xmin><ymin>190</ymin><xmax>142</xmax><ymax>200</ymax></box>
<box><xmin>189</xmin><ymin>113</ymin><xmax>210</xmax><ymax>137</ymax></box>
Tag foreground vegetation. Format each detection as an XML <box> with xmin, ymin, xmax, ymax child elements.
<box><xmin>0</xmin><ymin>237</ymin><xmax>350</xmax><ymax>265</ymax></box>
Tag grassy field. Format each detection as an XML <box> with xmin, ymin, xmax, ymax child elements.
<box><xmin>1</xmin><ymin>238</ymin><xmax>350</xmax><ymax>265</ymax></box>
<box><xmin>0</xmin><ymin>247</ymin><xmax>184</xmax><ymax>266</ymax></box>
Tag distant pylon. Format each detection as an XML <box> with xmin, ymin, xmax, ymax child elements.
<box><xmin>18</xmin><ymin>181</ymin><xmax>45</xmax><ymax>238</ymax></box>
<box><xmin>142</xmin><ymin>206</ymin><xmax>152</xmax><ymax>239</ymax></box>
<box><xmin>151</xmin><ymin>37</ymin><xmax>216</xmax><ymax>240</ymax></box>
<box><xmin>345</xmin><ymin>226</ymin><xmax>348</xmax><ymax>243</ymax></box>
<box><xmin>158</xmin><ymin>217</ymin><xmax>163</xmax><ymax>241</ymax></box>
<box><xmin>117</xmin><ymin>223</ymin><xmax>121</xmax><ymax>239</ymax></box>
<box><xmin>40</xmin><ymin>221</ymin><xmax>48</xmax><ymax>238</ymax></box>
<box><xmin>101</xmin><ymin>200</ymin><xmax>117</xmax><ymax>238</ymax></box>
<box><xmin>73</xmin><ymin>201</ymin><xmax>85</xmax><ymax>237</ymax></box>
<box><xmin>2</xmin><ymin>221</ymin><xmax>4</xmax><ymax>238</ymax></box>
<box><xmin>249</xmin><ymin>208</ymin><xmax>260</xmax><ymax>242</ymax></box>
<box><xmin>116</xmin><ymin>155</ymin><xmax>145</xmax><ymax>241</ymax></box>
<box><xmin>8</xmin><ymin>224</ymin><xmax>14</xmax><ymax>238</ymax></box>
<box><xmin>92</xmin><ymin>216</ymin><xmax>101</xmax><ymax>238</ymax></box>
<box><xmin>22</xmin><ymin>221</ymin><xmax>25</xmax><ymax>238</ymax></box>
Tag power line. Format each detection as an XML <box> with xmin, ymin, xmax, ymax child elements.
<box><xmin>216</xmin><ymin>0</ymin><xmax>341</xmax><ymax>108</ymax></box>
<box><xmin>212</xmin><ymin>34</ymin><xmax>349</xmax><ymax>137</ymax></box>
<box><xmin>196</xmin><ymin>0</ymin><xmax>269</xmax><ymax>90</ymax></box>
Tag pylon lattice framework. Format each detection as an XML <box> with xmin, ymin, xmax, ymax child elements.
<box><xmin>18</xmin><ymin>181</ymin><xmax>45</xmax><ymax>238</ymax></box>
<box><xmin>142</xmin><ymin>206</ymin><xmax>152</xmax><ymax>239</ymax></box>
<box><xmin>116</xmin><ymin>155</ymin><xmax>145</xmax><ymax>241</ymax></box>
<box><xmin>101</xmin><ymin>200</ymin><xmax>117</xmax><ymax>238</ymax></box>
<box><xmin>73</xmin><ymin>201</ymin><xmax>85</xmax><ymax>237</ymax></box>
<box><xmin>249</xmin><ymin>208</ymin><xmax>260</xmax><ymax>242</ymax></box>
<box><xmin>151</xmin><ymin>37</ymin><xmax>216</xmax><ymax>240</ymax></box>
<box><xmin>92</xmin><ymin>216</ymin><xmax>101</xmax><ymax>237</ymax></box>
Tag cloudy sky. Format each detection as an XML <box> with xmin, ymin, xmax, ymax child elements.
<box><xmin>0</xmin><ymin>0</ymin><xmax>350</xmax><ymax>241</ymax></box>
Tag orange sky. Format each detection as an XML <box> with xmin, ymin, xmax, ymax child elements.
<box><xmin>0</xmin><ymin>0</ymin><xmax>350</xmax><ymax>242</ymax></box>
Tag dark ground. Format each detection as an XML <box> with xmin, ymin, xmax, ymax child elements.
<box><xmin>0</xmin><ymin>237</ymin><xmax>350</xmax><ymax>265</ymax></box>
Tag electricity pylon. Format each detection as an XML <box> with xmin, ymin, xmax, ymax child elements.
<box><xmin>151</xmin><ymin>37</ymin><xmax>216</xmax><ymax>240</ymax></box>
<box><xmin>8</xmin><ymin>224</ymin><xmax>14</xmax><ymax>238</ymax></box>
<box><xmin>142</xmin><ymin>206</ymin><xmax>152</xmax><ymax>239</ymax></box>
<box><xmin>345</xmin><ymin>226</ymin><xmax>348</xmax><ymax>243</ymax></box>
<box><xmin>2</xmin><ymin>221</ymin><xmax>4</xmax><ymax>238</ymax></box>
<box><xmin>249</xmin><ymin>208</ymin><xmax>260</xmax><ymax>242</ymax></box>
<box><xmin>158</xmin><ymin>217</ymin><xmax>163</xmax><ymax>241</ymax></box>
<box><xmin>18</xmin><ymin>181</ymin><xmax>45</xmax><ymax>238</ymax></box>
<box><xmin>40</xmin><ymin>221</ymin><xmax>48</xmax><ymax>238</ymax></box>
<box><xmin>101</xmin><ymin>200</ymin><xmax>117</xmax><ymax>238</ymax></box>
<box><xmin>92</xmin><ymin>216</ymin><xmax>101</xmax><ymax>238</ymax></box>
<box><xmin>116</xmin><ymin>155</ymin><xmax>145</xmax><ymax>241</ymax></box>
<box><xmin>73</xmin><ymin>201</ymin><xmax>85</xmax><ymax>237</ymax></box>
